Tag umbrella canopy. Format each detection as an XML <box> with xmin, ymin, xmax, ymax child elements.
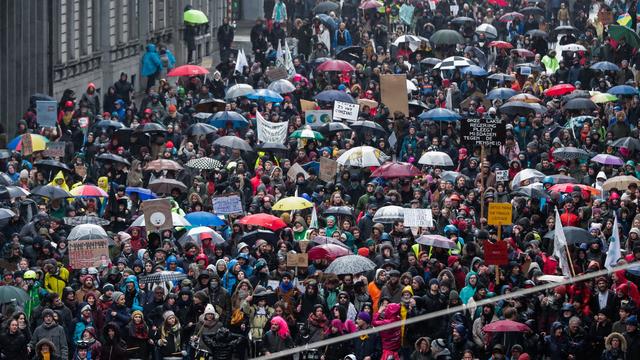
<box><xmin>511</xmin><ymin>48</ymin><xmax>536</xmax><ymax>58</ymax></box>
<box><xmin>313</xmin><ymin>14</ymin><xmax>337</xmax><ymax>32</ymax></box>
<box><xmin>483</xmin><ymin>320</ymin><xmax>531</xmax><ymax>333</ymax></box>
<box><xmin>499</xmin><ymin>12</ymin><xmax>525</xmax><ymax>22</ymax></box>
<box><xmin>415</xmin><ymin>234</ymin><xmax>457</xmax><ymax>249</ymax></box>
<box><xmin>420</xmin><ymin>57</ymin><xmax>442</xmax><ymax>66</ymax></box>
<box><xmin>247</xmin><ymin>89</ymin><xmax>284</xmax><ymax>103</ymax></box>
<box><xmin>184</xmin><ymin>9</ymin><xmax>208</xmax><ymax>24</ymax></box>
<box><xmin>308</xmin><ymin>244</ymin><xmax>352</xmax><ymax>261</ymax></box>
<box><xmin>70</xmin><ymin>185</ymin><xmax>109</xmax><ymax>197</ymax></box>
<box><xmin>418</xmin><ymin>151</ymin><xmax>454</xmax><ymax>167</ymax></box>
<box><xmin>93</xmin><ymin>120</ymin><xmax>126</xmax><ymax>131</ymax></box>
<box><xmin>564</xmin><ymin>98</ymin><xmax>597</xmax><ymax>110</ymax></box>
<box><xmin>0</xmin><ymin>286</ymin><xmax>30</xmax><ymax>304</ymax></box>
<box><xmin>139</xmin><ymin>271</ymin><xmax>188</xmax><ymax>284</ymax></box>
<box><xmin>552</xmin><ymin>147</ymin><xmax>590</xmax><ymax>160</ymax></box>
<box><xmin>591</xmin><ymin>154</ymin><xmax>624</xmax><ymax>166</ymax></box>
<box><xmin>440</xmin><ymin>171</ymin><xmax>470</xmax><ymax>184</ymax></box>
<box><xmin>488</xmin><ymin>73</ymin><xmax>516</xmax><ymax>82</ymax></box>
<box><xmin>238</xmin><ymin>213</ymin><xmax>287</xmax><ymax>231</ymax></box>
<box><xmin>184</xmin><ymin>123</ymin><xmax>217</xmax><ymax>136</ymax></box>
<box><xmin>590</xmin><ymin>61</ymin><xmax>620</xmax><ymax>72</ymax></box>
<box><xmin>603</xmin><ymin>175</ymin><xmax>640</xmax><ymax>191</ymax></box>
<box><xmin>489</xmin><ymin>40</ymin><xmax>513</xmax><ymax>49</ymax></box>
<box><xmin>68</xmin><ymin>224</ymin><xmax>108</xmax><ymax>240</ymax></box>
<box><xmin>64</xmin><ymin>215</ymin><xmax>110</xmax><ymax>226</ymax></box>
<box><xmin>511</xmin><ymin>168</ymin><xmax>545</xmax><ymax>188</ymax></box>
<box><xmin>177</xmin><ymin>226</ymin><xmax>224</xmax><ymax>245</ymax></box>
<box><xmin>144</xmin><ymin>159</ymin><xmax>184</xmax><ymax>171</ymax></box>
<box><xmin>549</xmin><ymin>183</ymin><xmax>600</xmax><ymax>196</ymax></box>
<box><xmin>337</xmin><ymin>146</ymin><xmax>389</xmax><ymax>167</ymax></box>
<box><xmin>0</xmin><ymin>208</ymin><xmax>16</xmax><ymax>221</ymax></box>
<box><xmin>314</xmin><ymin>90</ymin><xmax>356</xmax><ymax>103</ymax></box>
<box><xmin>591</xmin><ymin>92</ymin><xmax>618</xmax><ymax>103</ymax></box>
<box><xmin>512</xmin><ymin>183</ymin><xmax>549</xmax><ymax>199</ymax></box>
<box><xmin>96</xmin><ymin>153</ymin><xmax>131</xmax><ymax>166</ymax></box>
<box><xmin>526</xmin><ymin>29</ymin><xmax>548</xmax><ymax>38</ymax></box>
<box><xmin>393</xmin><ymin>34</ymin><xmax>429</xmax><ymax>51</ymax></box>
<box><xmin>371</xmin><ymin>162</ymin><xmax>421</xmax><ymax>178</ymax></box>
<box><xmin>3</xmin><ymin>186</ymin><xmax>30</xmax><ymax>198</ymax></box>
<box><xmin>31</xmin><ymin>185</ymin><xmax>72</xmax><ymax>200</ymax></box>
<box><xmin>460</xmin><ymin>65</ymin><xmax>488</xmax><ymax>76</ymax></box>
<box><xmin>241</xmin><ymin>230</ymin><xmax>279</xmax><ymax>247</ymax></box>
<box><xmin>434</xmin><ymin>56</ymin><xmax>474</xmax><ymax>70</ymax></box>
<box><xmin>336</xmin><ymin>46</ymin><xmax>364</xmax><ymax>63</ymax></box>
<box><xmin>418</xmin><ymin>108</ymin><xmax>462</xmax><ymax>122</ymax></box>
<box><xmin>313</xmin><ymin>1</ymin><xmax>339</xmax><ymax>13</ymax></box>
<box><xmin>225</xmin><ymin>83</ymin><xmax>255</xmax><ymax>99</ymax></box>
<box><xmin>521</xmin><ymin>6</ymin><xmax>544</xmax><ymax>16</ymax></box>
<box><xmin>290</xmin><ymin>128</ymin><xmax>325</xmax><ymax>140</ymax></box>
<box><xmin>167</xmin><ymin>64</ymin><xmax>209</xmax><ymax>77</ymax></box>
<box><xmin>611</xmin><ymin>137</ymin><xmax>640</xmax><ymax>151</ymax></box>
<box><xmin>209</xmin><ymin>111</ymin><xmax>250</xmax><ymax>128</ymax></box>
<box><xmin>451</xmin><ymin>16</ymin><xmax>475</xmax><ymax>25</ymax></box>
<box><xmin>560</xmin><ymin>43</ymin><xmax>587</xmax><ymax>52</ymax></box>
<box><xmin>545</xmin><ymin>83</ymin><xmax>575</xmax><ymax>96</ymax></box>
<box><xmin>430</xmin><ymin>29</ymin><xmax>464</xmax><ymax>45</ymax></box>
<box><xmin>320</xmin><ymin>121</ymin><xmax>352</xmax><ymax>134</ymax></box>
<box><xmin>475</xmin><ymin>23</ymin><xmax>498</xmax><ymax>38</ymax></box>
<box><xmin>256</xmin><ymin>142</ymin><xmax>290</xmax><ymax>153</ymax></box>
<box><xmin>136</xmin><ymin>123</ymin><xmax>167</xmax><ymax>134</ymax></box>
<box><xmin>359</xmin><ymin>0</ymin><xmax>383</xmax><ymax>9</ymax></box>
<box><xmin>268</xmin><ymin>79</ymin><xmax>296</xmax><ymax>94</ymax></box>
<box><xmin>34</xmin><ymin>159</ymin><xmax>71</xmax><ymax>172</ymax></box>
<box><xmin>8</xmin><ymin>134</ymin><xmax>49</xmax><ymax>152</ymax></box>
<box><xmin>148</xmin><ymin>178</ymin><xmax>188</xmax><ymax>194</ymax></box>
<box><xmin>487</xmin><ymin>88</ymin><xmax>518</xmax><ymax>100</ymax></box>
<box><xmin>350</xmin><ymin>120</ymin><xmax>387</xmax><ymax>134</ymax></box>
<box><xmin>544</xmin><ymin>226</ymin><xmax>597</xmax><ymax>245</ymax></box>
<box><xmin>499</xmin><ymin>101</ymin><xmax>541</xmax><ymax>115</ymax></box>
<box><xmin>406</xmin><ymin>79</ymin><xmax>418</xmax><ymax>92</ymax></box>
<box><xmin>509</xmin><ymin>93</ymin><xmax>541</xmax><ymax>103</ymax></box>
<box><xmin>272</xmin><ymin>197</ymin><xmax>313</xmax><ymax>211</ymax></box>
<box><xmin>125</xmin><ymin>187</ymin><xmax>157</xmax><ymax>200</ymax></box>
<box><xmin>213</xmin><ymin>136</ymin><xmax>254</xmax><ymax>152</ymax></box>
<box><xmin>317</xmin><ymin>59</ymin><xmax>356</xmax><ymax>72</ymax></box>
<box><xmin>184</xmin><ymin>211</ymin><xmax>225</xmax><ymax>227</ymax></box>
<box><xmin>324</xmin><ymin>206</ymin><xmax>354</xmax><ymax>217</ymax></box>
<box><xmin>131</xmin><ymin>212</ymin><xmax>191</xmax><ymax>228</ymax></box>
<box><xmin>608</xmin><ymin>85</ymin><xmax>638</xmax><ymax>96</ymax></box>
<box><xmin>325</xmin><ymin>255</ymin><xmax>377</xmax><ymax>275</ymax></box>
<box><xmin>373</xmin><ymin>205</ymin><xmax>405</xmax><ymax>223</ymax></box>
<box><xmin>185</xmin><ymin>157</ymin><xmax>223</xmax><ymax>170</ymax></box>
<box><xmin>608</xmin><ymin>25</ymin><xmax>640</xmax><ymax>48</ymax></box>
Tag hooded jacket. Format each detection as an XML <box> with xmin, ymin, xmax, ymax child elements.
<box><xmin>121</xmin><ymin>274</ymin><xmax>144</xmax><ymax>311</ymax></box>
<box><xmin>102</xmin><ymin>322</ymin><xmax>127</xmax><ymax>360</ymax></box>
<box><xmin>48</xmin><ymin>171</ymin><xmax>69</xmax><ymax>192</ymax></box>
<box><xmin>372</xmin><ymin>303</ymin><xmax>402</xmax><ymax>351</ymax></box>
<box><xmin>459</xmin><ymin>271</ymin><xmax>478</xmax><ymax>304</ymax></box>
<box><xmin>141</xmin><ymin>44</ymin><xmax>163</xmax><ymax>77</ymax></box>
<box><xmin>30</xmin><ymin>317</ymin><xmax>69</xmax><ymax>360</ymax></box>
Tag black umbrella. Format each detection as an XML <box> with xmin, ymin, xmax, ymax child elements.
<box><xmin>420</xmin><ymin>57</ymin><xmax>442</xmax><ymax>66</ymax></box>
<box><xmin>137</xmin><ymin>123</ymin><xmax>167</xmax><ymax>133</ymax></box>
<box><xmin>544</xmin><ymin>226</ymin><xmax>597</xmax><ymax>245</ymax></box>
<box><xmin>553</xmin><ymin>147</ymin><xmax>590</xmax><ymax>160</ymax></box>
<box><xmin>0</xmin><ymin>286</ymin><xmax>30</xmax><ymax>304</ymax></box>
<box><xmin>463</xmin><ymin>46</ymin><xmax>487</xmax><ymax>68</ymax></box>
<box><xmin>320</xmin><ymin>122</ymin><xmax>352</xmax><ymax>134</ymax></box>
<box><xmin>521</xmin><ymin>6</ymin><xmax>545</xmax><ymax>16</ymax></box>
<box><xmin>194</xmin><ymin>98</ymin><xmax>226</xmax><ymax>113</ymax></box>
<box><xmin>148</xmin><ymin>178</ymin><xmax>188</xmax><ymax>194</ymax></box>
<box><xmin>213</xmin><ymin>136</ymin><xmax>254</xmax><ymax>152</ymax></box>
<box><xmin>114</xmin><ymin>128</ymin><xmax>150</xmax><ymax>146</ymax></box>
<box><xmin>96</xmin><ymin>153</ymin><xmax>131</xmax><ymax>166</ymax></box>
<box><xmin>313</xmin><ymin>14</ymin><xmax>337</xmax><ymax>33</ymax></box>
<box><xmin>526</xmin><ymin>29</ymin><xmax>548</xmax><ymax>38</ymax></box>
<box><xmin>430</xmin><ymin>29</ymin><xmax>465</xmax><ymax>45</ymax></box>
<box><xmin>34</xmin><ymin>159</ymin><xmax>71</xmax><ymax>172</ymax></box>
<box><xmin>488</xmin><ymin>73</ymin><xmax>516</xmax><ymax>82</ymax></box>
<box><xmin>499</xmin><ymin>101</ymin><xmax>538</xmax><ymax>115</ymax></box>
<box><xmin>31</xmin><ymin>185</ymin><xmax>72</xmax><ymax>200</ymax></box>
<box><xmin>350</xmin><ymin>120</ymin><xmax>386</xmax><ymax>135</ymax></box>
<box><xmin>564</xmin><ymin>98</ymin><xmax>597</xmax><ymax>111</ymax></box>
<box><xmin>408</xmin><ymin>99</ymin><xmax>428</xmax><ymax>109</ymax></box>
<box><xmin>611</xmin><ymin>137</ymin><xmax>640</xmax><ymax>151</ymax></box>
<box><xmin>512</xmin><ymin>186</ymin><xmax>549</xmax><ymax>199</ymax></box>
<box><xmin>563</xmin><ymin>90</ymin><xmax>590</xmax><ymax>101</ymax></box>
<box><xmin>242</xmin><ymin>230</ymin><xmax>279</xmax><ymax>247</ymax></box>
<box><xmin>313</xmin><ymin>1</ymin><xmax>339</xmax><ymax>13</ymax></box>
<box><xmin>553</xmin><ymin>25</ymin><xmax>578</xmax><ymax>36</ymax></box>
<box><xmin>0</xmin><ymin>208</ymin><xmax>16</xmax><ymax>220</ymax></box>
<box><xmin>256</xmin><ymin>143</ymin><xmax>290</xmax><ymax>153</ymax></box>
<box><xmin>324</xmin><ymin>206</ymin><xmax>355</xmax><ymax>217</ymax></box>
<box><xmin>0</xmin><ymin>173</ymin><xmax>13</xmax><ymax>186</ymax></box>
<box><xmin>93</xmin><ymin>120</ymin><xmax>125</xmax><ymax>132</ymax></box>
<box><xmin>184</xmin><ymin>123</ymin><xmax>218</xmax><ymax>136</ymax></box>
<box><xmin>451</xmin><ymin>16</ymin><xmax>475</xmax><ymax>25</ymax></box>
<box><xmin>336</xmin><ymin>46</ymin><xmax>363</xmax><ymax>63</ymax></box>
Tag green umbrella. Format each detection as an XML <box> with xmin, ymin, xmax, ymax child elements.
<box><xmin>184</xmin><ymin>9</ymin><xmax>208</xmax><ymax>25</ymax></box>
<box><xmin>430</xmin><ymin>29</ymin><xmax>464</xmax><ymax>45</ymax></box>
<box><xmin>608</xmin><ymin>25</ymin><xmax>640</xmax><ymax>48</ymax></box>
<box><xmin>0</xmin><ymin>286</ymin><xmax>30</xmax><ymax>304</ymax></box>
<box><xmin>290</xmin><ymin>128</ymin><xmax>325</xmax><ymax>140</ymax></box>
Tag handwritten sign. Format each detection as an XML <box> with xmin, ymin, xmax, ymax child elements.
<box><xmin>483</xmin><ymin>240</ymin><xmax>509</xmax><ymax>265</ymax></box>
<box><xmin>333</xmin><ymin>101</ymin><xmax>359</xmax><ymax>121</ymax></box>
<box><xmin>487</xmin><ymin>202</ymin><xmax>513</xmax><ymax>225</ymax></box>
<box><xmin>460</xmin><ymin>118</ymin><xmax>506</xmax><ymax>146</ymax></box>
<box><xmin>141</xmin><ymin>198</ymin><xmax>174</xmax><ymax>232</ymax></box>
<box><xmin>21</xmin><ymin>134</ymin><xmax>33</xmax><ymax>156</ymax></box>
<box><xmin>212</xmin><ymin>194</ymin><xmax>243</xmax><ymax>215</ymax></box>
<box><xmin>403</xmin><ymin>208</ymin><xmax>434</xmax><ymax>227</ymax></box>
<box><xmin>36</xmin><ymin>101</ymin><xmax>58</xmax><ymax>128</ymax></box>
<box><xmin>266</xmin><ymin>67</ymin><xmax>288</xmax><ymax>82</ymax></box>
<box><xmin>305</xmin><ymin>110</ymin><xmax>332</xmax><ymax>127</ymax></box>
<box><xmin>287</xmin><ymin>253</ymin><xmax>309</xmax><ymax>267</ymax></box>
<box><xmin>69</xmin><ymin>239</ymin><xmax>109</xmax><ymax>269</ymax></box>
<box><xmin>300</xmin><ymin>99</ymin><xmax>317</xmax><ymax>112</ymax></box>
<box><xmin>287</xmin><ymin>163</ymin><xmax>309</xmax><ymax>181</ymax></box>
<box><xmin>496</xmin><ymin>170</ymin><xmax>509</xmax><ymax>182</ymax></box>
<box><xmin>256</xmin><ymin>111</ymin><xmax>288</xmax><ymax>144</ymax></box>
<box><xmin>319</xmin><ymin>157</ymin><xmax>338</xmax><ymax>182</ymax></box>
<box><xmin>381</xmin><ymin>74</ymin><xmax>409</xmax><ymax>117</ymax></box>
<box><xmin>44</xmin><ymin>142</ymin><xmax>66</xmax><ymax>158</ymax></box>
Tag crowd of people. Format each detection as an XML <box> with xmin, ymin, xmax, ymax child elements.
<box><xmin>2</xmin><ymin>0</ymin><xmax>640</xmax><ymax>359</ymax></box>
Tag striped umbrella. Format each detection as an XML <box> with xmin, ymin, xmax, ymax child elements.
<box><xmin>185</xmin><ymin>157</ymin><xmax>223</xmax><ymax>170</ymax></box>
<box><xmin>70</xmin><ymin>185</ymin><xmax>109</xmax><ymax>198</ymax></box>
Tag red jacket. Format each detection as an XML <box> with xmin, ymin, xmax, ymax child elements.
<box><xmin>560</xmin><ymin>211</ymin><xmax>579</xmax><ymax>227</ymax></box>
<box><xmin>373</xmin><ymin>303</ymin><xmax>401</xmax><ymax>351</ymax></box>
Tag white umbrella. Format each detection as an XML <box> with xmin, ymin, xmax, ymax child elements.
<box><xmin>225</xmin><ymin>83</ymin><xmax>255</xmax><ymax>99</ymax></box>
<box><xmin>337</xmin><ymin>146</ymin><xmax>389</xmax><ymax>167</ymax></box>
<box><xmin>418</xmin><ymin>151</ymin><xmax>454</xmax><ymax>167</ymax></box>
<box><xmin>406</xmin><ymin>79</ymin><xmax>418</xmax><ymax>93</ymax></box>
<box><xmin>475</xmin><ymin>23</ymin><xmax>498</xmax><ymax>38</ymax></box>
<box><xmin>373</xmin><ymin>205</ymin><xmax>405</xmax><ymax>223</ymax></box>
<box><xmin>130</xmin><ymin>213</ymin><xmax>191</xmax><ymax>227</ymax></box>
<box><xmin>268</xmin><ymin>79</ymin><xmax>296</xmax><ymax>94</ymax></box>
<box><xmin>560</xmin><ymin>43</ymin><xmax>586</xmax><ymax>52</ymax></box>
<box><xmin>392</xmin><ymin>34</ymin><xmax>428</xmax><ymax>51</ymax></box>
<box><xmin>510</xmin><ymin>168</ymin><xmax>545</xmax><ymax>188</ymax></box>
<box><xmin>434</xmin><ymin>56</ymin><xmax>475</xmax><ymax>70</ymax></box>
<box><xmin>177</xmin><ymin>226</ymin><xmax>225</xmax><ymax>245</ymax></box>
<box><xmin>68</xmin><ymin>224</ymin><xmax>108</xmax><ymax>240</ymax></box>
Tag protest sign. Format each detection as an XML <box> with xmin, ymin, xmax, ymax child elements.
<box><xmin>319</xmin><ymin>157</ymin><xmax>338</xmax><ymax>182</ymax></box>
<box><xmin>287</xmin><ymin>253</ymin><xmax>309</xmax><ymax>267</ymax></box>
<box><xmin>305</xmin><ymin>110</ymin><xmax>332</xmax><ymax>126</ymax></box>
<box><xmin>496</xmin><ymin>170</ymin><xmax>509</xmax><ymax>182</ymax></box>
<box><xmin>403</xmin><ymin>208</ymin><xmax>434</xmax><ymax>227</ymax></box>
<box><xmin>211</xmin><ymin>194</ymin><xmax>243</xmax><ymax>215</ymax></box>
<box><xmin>21</xmin><ymin>134</ymin><xmax>33</xmax><ymax>156</ymax></box>
<box><xmin>44</xmin><ymin>142</ymin><xmax>66</xmax><ymax>158</ymax></box>
<box><xmin>287</xmin><ymin>163</ymin><xmax>309</xmax><ymax>181</ymax></box>
<box><xmin>256</xmin><ymin>111</ymin><xmax>288</xmax><ymax>144</ymax></box>
<box><xmin>300</xmin><ymin>99</ymin><xmax>317</xmax><ymax>112</ymax></box>
<box><xmin>333</xmin><ymin>101</ymin><xmax>359</xmax><ymax>121</ymax></box>
<box><xmin>36</xmin><ymin>100</ymin><xmax>58</xmax><ymax>128</ymax></box>
<box><xmin>483</xmin><ymin>240</ymin><xmax>509</xmax><ymax>265</ymax></box>
<box><xmin>69</xmin><ymin>238</ymin><xmax>110</xmax><ymax>269</ymax></box>
<box><xmin>460</xmin><ymin>117</ymin><xmax>506</xmax><ymax>146</ymax></box>
<box><xmin>381</xmin><ymin>74</ymin><xmax>409</xmax><ymax>117</ymax></box>
<box><xmin>141</xmin><ymin>198</ymin><xmax>174</xmax><ymax>232</ymax></box>
<box><xmin>487</xmin><ymin>202</ymin><xmax>513</xmax><ymax>225</ymax></box>
<box><xmin>266</xmin><ymin>67</ymin><xmax>287</xmax><ymax>81</ymax></box>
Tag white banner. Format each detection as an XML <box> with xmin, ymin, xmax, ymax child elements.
<box><xmin>403</xmin><ymin>209</ymin><xmax>433</xmax><ymax>227</ymax></box>
<box><xmin>333</xmin><ymin>101</ymin><xmax>359</xmax><ymax>121</ymax></box>
<box><xmin>256</xmin><ymin>111</ymin><xmax>288</xmax><ymax>144</ymax></box>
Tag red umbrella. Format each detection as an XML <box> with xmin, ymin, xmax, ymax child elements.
<box><xmin>548</xmin><ymin>183</ymin><xmax>600</xmax><ymax>196</ymax></box>
<box><xmin>511</xmin><ymin>48</ymin><xmax>535</xmax><ymax>58</ymax></box>
<box><xmin>359</xmin><ymin>0</ymin><xmax>383</xmax><ymax>9</ymax></box>
<box><xmin>544</xmin><ymin>84</ymin><xmax>576</xmax><ymax>97</ymax></box>
<box><xmin>316</xmin><ymin>60</ymin><xmax>356</xmax><ymax>72</ymax></box>
<box><xmin>488</xmin><ymin>0</ymin><xmax>509</xmax><ymax>6</ymax></box>
<box><xmin>483</xmin><ymin>320</ymin><xmax>531</xmax><ymax>333</ymax></box>
<box><xmin>499</xmin><ymin>12</ymin><xmax>525</xmax><ymax>22</ymax></box>
<box><xmin>238</xmin><ymin>213</ymin><xmax>287</xmax><ymax>231</ymax></box>
<box><xmin>371</xmin><ymin>162</ymin><xmax>421</xmax><ymax>178</ymax></box>
<box><xmin>308</xmin><ymin>244</ymin><xmax>352</xmax><ymax>261</ymax></box>
<box><xmin>489</xmin><ymin>41</ymin><xmax>513</xmax><ymax>49</ymax></box>
<box><xmin>167</xmin><ymin>64</ymin><xmax>210</xmax><ymax>77</ymax></box>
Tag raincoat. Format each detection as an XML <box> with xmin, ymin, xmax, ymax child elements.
<box><xmin>48</xmin><ymin>171</ymin><xmax>69</xmax><ymax>192</ymax></box>
<box><xmin>459</xmin><ymin>271</ymin><xmax>478</xmax><ymax>304</ymax></box>
<box><xmin>141</xmin><ymin>44</ymin><xmax>163</xmax><ymax>77</ymax></box>
<box><xmin>373</xmin><ymin>303</ymin><xmax>402</xmax><ymax>360</ymax></box>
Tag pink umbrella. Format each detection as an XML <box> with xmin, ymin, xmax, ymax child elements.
<box><xmin>316</xmin><ymin>60</ymin><xmax>356</xmax><ymax>72</ymax></box>
<box><xmin>483</xmin><ymin>320</ymin><xmax>531</xmax><ymax>333</ymax></box>
<box><xmin>359</xmin><ymin>0</ymin><xmax>383</xmax><ymax>9</ymax></box>
<box><xmin>371</xmin><ymin>162</ymin><xmax>422</xmax><ymax>178</ymax></box>
<box><xmin>308</xmin><ymin>244</ymin><xmax>352</xmax><ymax>261</ymax></box>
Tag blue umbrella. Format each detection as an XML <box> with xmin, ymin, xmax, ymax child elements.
<box><xmin>247</xmin><ymin>89</ymin><xmax>284</xmax><ymax>103</ymax></box>
<box><xmin>209</xmin><ymin>111</ymin><xmax>250</xmax><ymax>128</ymax></box>
<box><xmin>608</xmin><ymin>85</ymin><xmax>638</xmax><ymax>96</ymax></box>
<box><xmin>125</xmin><ymin>187</ymin><xmax>157</xmax><ymax>200</ymax></box>
<box><xmin>185</xmin><ymin>211</ymin><xmax>225</xmax><ymax>227</ymax></box>
<box><xmin>314</xmin><ymin>14</ymin><xmax>337</xmax><ymax>32</ymax></box>
<box><xmin>302</xmin><ymin>161</ymin><xmax>320</xmax><ymax>174</ymax></box>
<box><xmin>590</xmin><ymin>61</ymin><xmax>620</xmax><ymax>72</ymax></box>
<box><xmin>460</xmin><ymin>65</ymin><xmax>488</xmax><ymax>77</ymax></box>
<box><xmin>314</xmin><ymin>90</ymin><xmax>356</xmax><ymax>104</ymax></box>
<box><xmin>487</xmin><ymin>88</ymin><xmax>518</xmax><ymax>100</ymax></box>
<box><xmin>418</xmin><ymin>108</ymin><xmax>462</xmax><ymax>122</ymax></box>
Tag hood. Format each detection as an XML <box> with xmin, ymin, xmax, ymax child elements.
<box><xmin>227</xmin><ymin>259</ymin><xmax>238</xmax><ymax>272</ymax></box>
<box><xmin>402</xmin><ymin>285</ymin><xmax>414</xmax><ymax>296</ymax></box>
<box><xmin>137</xmin><ymin>249</ymin><xmax>147</xmax><ymax>261</ymax></box>
<box><xmin>470</xmin><ymin>256</ymin><xmax>483</xmax><ymax>270</ymax></box>
<box><xmin>415</xmin><ymin>337</ymin><xmax>431</xmax><ymax>351</ymax></box>
<box><xmin>605</xmin><ymin>332</ymin><xmax>627</xmax><ymax>352</ymax></box>
<box><xmin>49</xmin><ymin>171</ymin><xmax>69</xmax><ymax>190</ymax></box>
<box><xmin>385</xmin><ymin>302</ymin><xmax>401</xmax><ymax>318</ymax></box>
<box><xmin>36</xmin><ymin>338</ymin><xmax>57</xmax><ymax>354</ymax></box>
<box><xmin>103</xmin><ymin>322</ymin><xmax>122</xmax><ymax>342</ymax></box>
<box><xmin>98</xmin><ymin>176</ymin><xmax>109</xmax><ymax>193</ymax></box>
<box><xmin>123</xmin><ymin>274</ymin><xmax>140</xmax><ymax>292</ymax></box>
<box><xmin>146</xmin><ymin>44</ymin><xmax>157</xmax><ymax>52</ymax></box>
<box><xmin>82</xmin><ymin>326</ymin><xmax>98</xmax><ymax>339</ymax></box>
<box><xmin>465</xmin><ymin>271</ymin><xmax>478</xmax><ymax>287</ymax></box>
<box><xmin>596</xmin><ymin>171</ymin><xmax>607</xmax><ymax>181</ymax></box>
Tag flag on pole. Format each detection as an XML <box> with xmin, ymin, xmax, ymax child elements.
<box><xmin>276</xmin><ymin>42</ymin><xmax>286</xmax><ymax>70</ymax></box>
<box><xmin>284</xmin><ymin>41</ymin><xmax>296</xmax><ymax>77</ymax></box>
<box><xmin>234</xmin><ymin>48</ymin><xmax>248</xmax><ymax>74</ymax></box>
<box><xmin>310</xmin><ymin>205</ymin><xmax>319</xmax><ymax>229</ymax></box>
<box><xmin>605</xmin><ymin>213</ymin><xmax>622</xmax><ymax>270</ymax></box>
<box><xmin>553</xmin><ymin>207</ymin><xmax>572</xmax><ymax>277</ymax></box>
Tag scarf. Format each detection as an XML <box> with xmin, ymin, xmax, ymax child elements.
<box><xmin>130</xmin><ymin>322</ymin><xmax>149</xmax><ymax>339</ymax></box>
<box><xmin>307</xmin><ymin>313</ymin><xmax>328</xmax><ymax>329</ymax></box>
<box><xmin>279</xmin><ymin>281</ymin><xmax>293</xmax><ymax>293</ymax></box>
<box><xmin>42</xmin><ymin>352</ymin><xmax>50</xmax><ymax>360</ymax></box>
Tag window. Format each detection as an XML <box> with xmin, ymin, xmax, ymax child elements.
<box><xmin>109</xmin><ymin>0</ymin><xmax>116</xmax><ymax>47</ymax></box>
<box><xmin>60</xmin><ymin>0</ymin><xmax>68</xmax><ymax>63</ymax></box>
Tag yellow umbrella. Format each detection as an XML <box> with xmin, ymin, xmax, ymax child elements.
<box><xmin>273</xmin><ymin>197</ymin><xmax>314</xmax><ymax>211</ymax></box>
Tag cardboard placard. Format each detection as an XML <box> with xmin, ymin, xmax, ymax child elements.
<box><xmin>68</xmin><ymin>238</ymin><xmax>110</xmax><ymax>269</ymax></box>
<box><xmin>305</xmin><ymin>110</ymin><xmax>332</xmax><ymax>126</ymax></box>
<box><xmin>266</xmin><ymin>67</ymin><xmax>288</xmax><ymax>82</ymax></box>
<box><xmin>333</xmin><ymin>101</ymin><xmax>359</xmax><ymax>121</ymax></box>
<box><xmin>44</xmin><ymin>142</ymin><xmax>66</xmax><ymax>158</ymax></box>
<box><xmin>36</xmin><ymin>100</ymin><xmax>58</xmax><ymax>128</ymax></box>
<box><xmin>380</xmin><ymin>74</ymin><xmax>409</xmax><ymax>117</ymax></box>
<box><xmin>487</xmin><ymin>202</ymin><xmax>513</xmax><ymax>225</ymax></box>
<box><xmin>460</xmin><ymin>118</ymin><xmax>506</xmax><ymax>147</ymax></box>
<box><xmin>211</xmin><ymin>194</ymin><xmax>243</xmax><ymax>215</ymax></box>
<box><xmin>78</xmin><ymin>117</ymin><xmax>90</xmax><ymax>129</ymax></box>
<box><xmin>21</xmin><ymin>134</ymin><xmax>33</xmax><ymax>156</ymax></box>
<box><xmin>141</xmin><ymin>198</ymin><xmax>174</xmax><ymax>232</ymax></box>
<box><xmin>496</xmin><ymin>170</ymin><xmax>509</xmax><ymax>182</ymax></box>
<box><xmin>318</xmin><ymin>157</ymin><xmax>338</xmax><ymax>183</ymax></box>
<box><xmin>300</xmin><ymin>99</ymin><xmax>318</xmax><ymax>112</ymax></box>
<box><xmin>287</xmin><ymin>163</ymin><xmax>309</xmax><ymax>181</ymax></box>
<box><xmin>403</xmin><ymin>208</ymin><xmax>434</xmax><ymax>227</ymax></box>
<box><xmin>287</xmin><ymin>253</ymin><xmax>309</xmax><ymax>267</ymax></box>
<box><xmin>483</xmin><ymin>240</ymin><xmax>509</xmax><ymax>265</ymax></box>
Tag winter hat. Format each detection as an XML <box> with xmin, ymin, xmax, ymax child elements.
<box><xmin>81</xmin><ymin>304</ymin><xmax>92</xmax><ymax>313</ymax></box>
<box><xmin>449</xmin><ymin>290</ymin><xmax>460</xmax><ymax>301</ymax></box>
<box><xmin>42</xmin><ymin>308</ymin><xmax>55</xmax><ymax>319</ymax></box>
<box><xmin>204</xmin><ymin>304</ymin><xmax>219</xmax><ymax>319</ymax></box>
<box><xmin>358</xmin><ymin>247</ymin><xmax>370</xmax><ymax>257</ymax></box>
<box><xmin>254</xmin><ymin>258</ymin><xmax>267</xmax><ymax>272</ymax></box>
<box><xmin>431</xmin><ymin>338</ymin><xmax>447</xmax><ymax>353</ymax></box>
<box><xmin>19</xmin><ymin>169</ymin><xmax>29</xmax><ymax>179</ymax></box>
<box><xmin>357</xmin><ymin>311</ymin><xmax>371</xmax><ymax>324</ymax></box>
<box><xmin>454</xmin><ymin>324</ymin><xmax>466</xmax><ymax>338</ymax></box>
<box><xmin>626</xmin><ymin>315</ymin><xmax>638</xmax><ymax>326</ymax></box>
<box><xmin>429</xmin><ymin>278</ymin><xmax>440</xmax><ymax>287</ymax></box>
<box><xmin>118</xmin><ymin>231</ymin><xmax>132</xmax><ymax>242</ymax></box>
<box><xmin>162</xmin><ymin>310</ymin><xmax>176</xmax><ymax>321</ymax></box>
<box><xmin>102</xmin><ymin>283</ymin><xmax>115</xmax><ymax>293</ymax></box>
<box><xmin>112</xmin><ymin>291</ymin><xmax>124</xmax><ymax>302</ymax></box>
<box><xmin>194</xmin><ymin>291</ymin><xmax>209</xmax><ymax>304</ymax></box>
